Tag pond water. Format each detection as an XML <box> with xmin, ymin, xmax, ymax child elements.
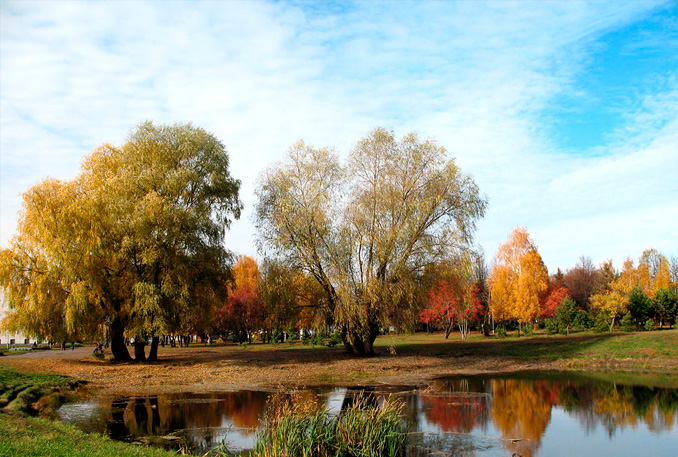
<box><xmin>59</xmin><ymin>372</ymin><xmax>678</xmax><ymax>456</ymax></box>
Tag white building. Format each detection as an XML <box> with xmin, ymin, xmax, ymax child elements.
<box><xmin>0</xmin><ymin>289</ymin><xmax>31</xmax><ymax>346</ymax></box>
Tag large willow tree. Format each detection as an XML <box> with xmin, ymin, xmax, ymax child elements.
<box><xmin>256</xmin><ymin>128</ymin><xmax>486</xmax><ymax>355</ymax></box>
<box><xmin>0</xmin><ymin>122</ymin><xmax>242</xmax><ymax>361</ymax></box>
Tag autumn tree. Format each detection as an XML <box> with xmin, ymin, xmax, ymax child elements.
<box><xmin>562</xmin><ymin>256</ymin><xmax>599</xmax><ymax>311</ymax></box>
<box><xmin>540</xmin><ymin>285</ymin><xmax>571</xmax><ymax>320</ymax></box>
<box><xmin>0</xmin><ymin>122</ymin><xmax>242</xmax><ymax>361</ymax></box>
<box><xmin>589</xmin><ymin>260</ymin><xmax>627</xmax><ymax>332</ymax></box>
<box><xmin>259</xmin><ymin>260</ymin><xmax>331</xmax><ymax>338</ymax></box>
<box><xmin>421</xmin><ymin>280</ymin><xmax>458</xmax><ymax>337</ymax></box>
<box><xmin>256</xmin><ymin>128</ymin><xmax>486</xmax><ymax>355</ymax></box>
<box><xmin>488</xmin><ymin>227</ymin><xmax>548</xmax><ymax>334</ymax></box>
<box><xmin>421</xmin><ymin>255</ymin><xmax>484</xmax><ymax>340</ymax></box>
<box><xmin>213</xmin><ymin>256</ymin><xmax>265</xmax><ymax>343</ymax></box>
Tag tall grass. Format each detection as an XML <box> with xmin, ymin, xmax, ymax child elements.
<box><xmin>252</xmin><ymin>392</ymin><xmax>407</xmax><ymax>457</ymax></box>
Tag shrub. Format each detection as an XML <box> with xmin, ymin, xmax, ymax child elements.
<box><xmin>644</xmin><ymin>320</ymin><xmax>656</xmax><ymax>332</ymax></box>
<box><xmin>271</xmin><ymin>329</ymin><xmax>282</xmax><ymax>345</ymax></box>
<box><xmin>621</xmin><ymin>314</ymin><xmax>636</xmax><ymax>332</ymax></box>
<box><xmin>327</xmin><ymin>330</ymin><xmax>342</xmax><ymax>348</ymax></box>
<box><xmin>592</xmin><ymin>313</ymin><xmax>610</xmax><ymax>333</ymax></box>
<box><xmin>544</xmin><ymin>318</ymin><xmax>558</xmax><ymax>335</ymax></box>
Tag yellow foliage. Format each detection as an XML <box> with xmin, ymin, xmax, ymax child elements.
<box><xmin>489</xmin><ymin>227</ymin><xmax>548</xmax><ymax>324</ymax></box>
<box><xmin>231</xmin><ymin>255</ymin><xmax>261</xmax><ymax>292</ymax></box>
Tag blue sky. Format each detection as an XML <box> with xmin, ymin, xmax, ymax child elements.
<box><xmin>1</xmin><ymin>0</ymin><xmax>676</xmax><ymax>272</ymax></box>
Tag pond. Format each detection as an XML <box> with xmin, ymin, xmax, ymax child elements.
<box><xmin>59</xmin><ymin>371</ymin><xmax>678</xmax><ymax>456</ymax></box>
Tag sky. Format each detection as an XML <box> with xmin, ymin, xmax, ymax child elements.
<box><xmin>1</xmin><ymin>0</ymin><xmax>677</xmax><ymax>273</ymax></box>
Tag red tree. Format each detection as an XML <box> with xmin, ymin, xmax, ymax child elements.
<box><xmin>420</xmin><ymin>280</ymin><xmax>483</xmax><ymax>339</ymax></box>
<box><xmin>540</xmin><ymin>285</ymin><xmax>571</xmax><ymax>319</ymax></box>
<box><xmin>214</xmin><ymin>285</ymin><xmax>265</xmax><ymax>343</ymax></box>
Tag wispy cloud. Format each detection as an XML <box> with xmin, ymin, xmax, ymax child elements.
<box><xmin>1</xmin><ymin>0</ymin><xmax>675</xmax><ymax>272</ymax></box>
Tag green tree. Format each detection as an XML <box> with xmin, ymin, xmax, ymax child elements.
<box><xmin>627</xmin><ymin>286</ymin><xmax>652</xmax><ymax>328</ymax></box>
<box><xmin>255</xmin><ymin>128</ymin><xmax>486</xmax><ymax>355</ymax></box>
<box><xmin>653</xmin><ymin>288</ymin><xmax>678</xmax><ymax>328</ymax></box>
<box><xmin>553</xmin><ymin>298</ymin><xmax>578</xmax><ymax>335</ymax></box>
<box><xmin>0</xmin><ymin>122</ymin><xmax>242</xmax><ymax>361</ymax></box>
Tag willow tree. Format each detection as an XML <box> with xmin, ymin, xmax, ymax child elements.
<box><xmin>0</xmin><ymin>122</ymin><xmax>241</xmax><ymax>361</ymax></box>
<box><xmin>256</xmin><ymin>128</ymin><xmax>486</xmax><ymax>355</ymax></box>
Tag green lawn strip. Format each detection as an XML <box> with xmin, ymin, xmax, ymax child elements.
<box><xmin>377</xmin><ymin>329</ymin><xmax>678</xmax><ymax>362</ymax></box>
<box><xmin>0</xmin><ymin>412</ymin><xmax>179</xmax><ymax>457</ymax></box>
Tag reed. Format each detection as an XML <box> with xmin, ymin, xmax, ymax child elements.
<box><xmin>252</xmin><ymin>392</ymin><xmax>406</xmax><ymax>457</ymax></box>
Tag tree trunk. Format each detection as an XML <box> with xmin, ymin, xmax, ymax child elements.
<box><xmin>134</xmin><ymin>340</ymin><xmax>147</xmax><ymax>362</ymax></box>
<box><xmin>342</xmin><ymin>321</ymin><xmax>380</xmax><ymax>356</ymax></box>
<box><xmin>147</xmin><ymin>336</ymin><xmax>159</xmax><ymax>362</ymax></box>
<box><xmin>610</xmin><ymin>316</ymin><xmax>615</xmax><ymax>332</ymax></box>
<box><xmin>110</xmin><ymin>318</ymin><xmax>132</xmax><ymax>361</ymax></box>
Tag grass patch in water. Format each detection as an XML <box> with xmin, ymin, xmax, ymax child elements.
<box><xmin>251</xmin><ymin>391</ymin><xmax>406</xmax><ymax>457</ymax></box>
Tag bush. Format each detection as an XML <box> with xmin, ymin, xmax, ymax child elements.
<box><xmin>592</xmin><ymin>313</ymin><xmax>610</xmax><ymax>333</ymax></box>
<box><xmin>271</xmin><ymin>329</ymin><xmax>282</xmax><ymax>345</ymax></box>
<box><xmin>621</xmin><ymin>314</ymin><xmax>636</xmax><ymax>332</ymax></box>
<box><xmin>496</xmin><ymin>327</ymin><xmax>508</xmax><ymax>338</ymax></box>
<box><xmin>644</xmin><ymin>320</ymin><xmax>656</xmax><ymax>332</ymax></box>
<box><xmin>544</xmin><ymin>318</ymin><xmax>558</xmax><ymax>335</ymax></box>
<box><xmin>327</xmin><ymin>330</ymin><xmax>342</xmax><ymax>348</ymax></box>
<box><xmin>301</xmin><ymin>333</ymin><xmax>309</xmax><ymax>345</ymax></box>
<box><xmin>311</xmin><ymin>332</ymin><xmax>322</xmax><ymax>346</ymax></box>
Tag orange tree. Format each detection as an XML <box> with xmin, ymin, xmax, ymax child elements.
<box><xmin>489</xmin><ymin>227</ymin><xmax>548</xmax><ymax>334</ymax></box>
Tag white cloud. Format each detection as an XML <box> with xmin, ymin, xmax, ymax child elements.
<box><xmin>1</xmin><ymin>0</ymin><xmax>675</xmax><ymax>273</ymax></box>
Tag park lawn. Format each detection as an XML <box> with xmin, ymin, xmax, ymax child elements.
<box><xmin>377</xmin><ymin>327</ymin><xmax>678</xmax><ymax>361</ymax></box>
<box><xmin>2</xmin><ymin>329</ymin><xmax>677</xmax><ymax>397</ymax></box>
<box><xmin>0</xmin><ymin>412</ymin><xmax>179</xmax><ymax>457</ymax></box>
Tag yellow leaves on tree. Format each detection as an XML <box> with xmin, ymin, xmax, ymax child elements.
<box><xmin>230</xmin><ymin>255</ymin><xmax>261</xmax><ymax>293</ymax></box>
<box><xmin>489</xmin><ymin>227</ymin><xmax>548</xmax><ymax>328</ymax></box>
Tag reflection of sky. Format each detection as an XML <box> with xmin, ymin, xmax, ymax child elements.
<box><xmin>542</xmin><ymin>407</ymin><xmax>678</xmax><ymax>457</ymax></box>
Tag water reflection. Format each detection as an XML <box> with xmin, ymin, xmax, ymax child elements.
<box><xmin>59</xmin><ymin>374</ymin><xmax>678</xmax><ymax>456</ymax></box>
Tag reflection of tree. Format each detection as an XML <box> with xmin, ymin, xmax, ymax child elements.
<box><xmin>223</xmin><ymin>391</ymin><xmax>268</xmax><ymax>429</ymax></box>
<box><xmin>490</xmin><ymin>379</ymin><xmax>555</xmax><ymax>457</ymax></box>
<box><xmin>105</xmin><ymin>391</ymin><xmax>270</xmax><ymax>447</ymax></box>
<box><xmin>421</xmin><ymin>378</ymin><xmax>490</xmax><ymax>433</ymax></box>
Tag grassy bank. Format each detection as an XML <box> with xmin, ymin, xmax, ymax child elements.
<box><xmin>0</xmin><ymin>412</ymin><xmax>179</xmax><ymax>457</ymax></box>
<box><xmin>0</xmin><ymin>365</ymin><xmax>179</xmax><ymax>457</ymax></box>
<box><xmin>0</xmin><ymin>365</ymin><xmax>82</xmax><ymax>416</ymax></box>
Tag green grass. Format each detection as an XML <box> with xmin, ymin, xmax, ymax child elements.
<box><xmin>0</xmin><ymin>365</ymin><xmax>79</xmax><ymax>415</ymax></box>
<box><xmin>376</xmin><ymin>328</ymin><xmax>678</xmax><ymax>363</ymax></box>
<box><xmin>0</xmin><ymin>412</ymin><xmax>179</xmax><ymax>457</ymax></box>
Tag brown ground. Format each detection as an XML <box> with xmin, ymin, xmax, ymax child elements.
<box><xmin>3</xmin><ymin>332</ymin><xmax>678</xmax><ymax>395</ymax></box>
<box><xmin>1</xmin><ymin>344</ymin><xmax>557</xmax><ymax>396</ymax></box>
